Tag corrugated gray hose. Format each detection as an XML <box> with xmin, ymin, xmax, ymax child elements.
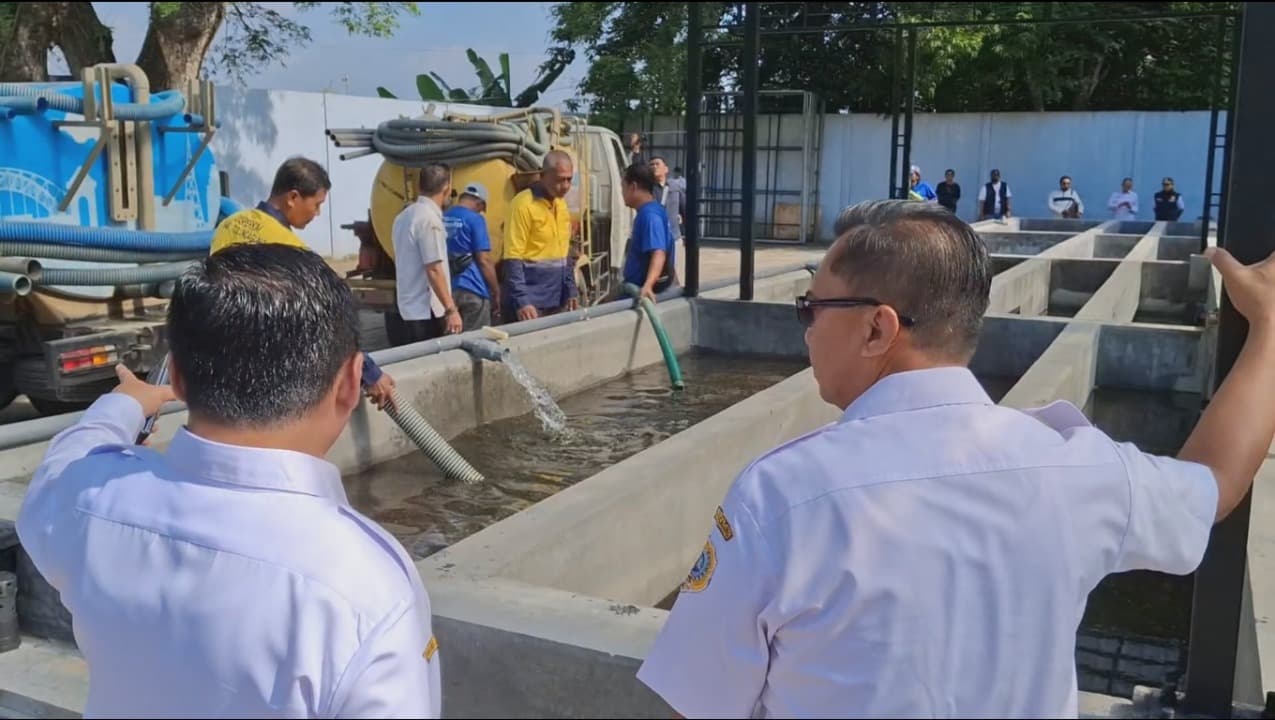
<box><xmin>0</xmin><ymin>242</ymin><xmax>203</xmax><ymax>264</ymax></box>
<box><xmin>38</xmin><ymin>261</ymin><xmax>196</xmax><ymax>286</ymax></box>
<box><xmin>385</xmin><ymin>389</ymin><xmax>484</xmax><ymax>484</ymax></box>
<box><xmin>328</xmin><ymin>117</ymin><xmax>552</xmax><ymax>171</ymax></box>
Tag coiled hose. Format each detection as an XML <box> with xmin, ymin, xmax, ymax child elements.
<box><xmin>0</xmin><ymin>84</ymin><xmax>185</xmax><ymax>122</ymax></box>
<box><xmin>385</xmin><ymin>389</ymin><xmax>484</xmax><ymax>484</ymax></box>
<box><xmin>328</xmin><ymin>114</ymin><xmax>555</xmax><ymax>171</ymax></box>
<box><xmin>623</xmin><ymin>283</ymin><xmax>685</xmax><ymax>390</ymax></box>
<box><xmin>0</xmin><ymin>221</ymin><xmax>211</xmax><ymax>253</ymax></box>
<box><xmin>38</xmin><ymin>261</ymin><xmax>196</xmax><ymax>287</ymax></box>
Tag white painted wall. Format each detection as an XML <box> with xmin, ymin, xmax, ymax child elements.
<box><xmin>209</xmin><ymin>86</ymin><xmax>1223</xmax><ymax>256</ymax></box>
<box><xmin>211</xmin><ymin>87</ymin><xmax>502</xmax><ymax>258</ymax></box>
<box><xmin>640</xmin><ymin>109</ymin><xmax>1222</xmax><ymax>241</ymax></box>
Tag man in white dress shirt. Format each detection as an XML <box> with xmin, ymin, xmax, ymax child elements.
<box><xmin>638</xmin><ymin>199</ymin><xmax>1275</xmax><ymax>718</ymax></box>
<box><xmin>1108</xmin><ymin>177</ymin><xmax>1139</xmax><ymax>220</ymax></box>
<box><xmin>17</xmin><ymin>244</ymin><xmax>442</xmax><ymax>718</ymax></box>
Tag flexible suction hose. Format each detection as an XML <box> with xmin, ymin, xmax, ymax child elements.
<box><xmin>0</xmin><ymin>221</ymin><xmax>211</xmax><ymax>253</ymax></box>
<box><xmin>328</xmin><ymin>113</ymin><xmax>558</xmax><ymax>171</ymax></box>
<box><xmin>0</xmin><ymin>85</ymin><xmax>185</xmax><ymax>122</ymax></box>
<box><xmin>0</xmin><ymin>271</ymin><xmax>32</xmax><ymax>296</ymax></box>
<box><xmin>623</xmin><ymin>283</ymin><xmax>685</xmax><ymax>390</ymax></box>
<box><xmin>38</xmin><ymin>261</ymin><xmax>196</xmax><ymax>287</ymax></box>
<box><xmin>384</xmin><ymin>389</ymin><xmax>485</xmax><ymax>484</ymax></box>
<box><xmin>0</xmin><ymin>242</ymin><xmax>202</xmax><ymax>263</ymax></box>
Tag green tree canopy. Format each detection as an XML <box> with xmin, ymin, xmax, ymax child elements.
<box><xmin>0</xmin><ymin>2</ymin><xmax>419</xmax><ymax>91</ymax></box>
<box><xmin>548</xmin><ymin>1</ymin><xmax>1237</xmax><ymax>129</ymax></box>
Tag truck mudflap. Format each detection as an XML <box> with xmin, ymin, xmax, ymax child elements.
<box><xmin>17</xmin><ymin>323</ymin><xmax>169</xmax><ymax>406</ymax></box>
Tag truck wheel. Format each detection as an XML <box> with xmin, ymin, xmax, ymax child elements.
<box><xmin>28</xmin><ymin>395</ymin><xmax>91</xmax><ymax>417</ymax></box>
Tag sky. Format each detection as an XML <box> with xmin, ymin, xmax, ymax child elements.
<box><xmin>67</xmin><ymin>2</ymin><xmax>589</xmax><ymax>106</ymax></box>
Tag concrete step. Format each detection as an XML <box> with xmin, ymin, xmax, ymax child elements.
<box><xmin>0</xmin><ymin>637</ymin><xmax>85</xmax><ymax>719</ymax></box>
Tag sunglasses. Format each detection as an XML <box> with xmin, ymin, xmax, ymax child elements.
<box><xmin>795</xmin><ymin>294</ymin><xmax>917</xmax><ymax>328</ymax></box>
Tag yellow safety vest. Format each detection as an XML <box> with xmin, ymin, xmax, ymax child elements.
<box><xmin>209</xmin><ymin>208</ymin><xmax>308</xmax><ymax>256</ymax></box>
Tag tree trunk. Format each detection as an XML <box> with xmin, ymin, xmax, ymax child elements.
<box><xmin>135</xmin><ymin>2</ymin><xmax>226</xmax><ymax>91</ymax></box>
<box><xmin>1072</xmin><ymin>56</ymin><xmax>1107</xmax><ymax>111</ymax></box>
<box><xmin>0</xmin><ymin>2</ymin><xmax>114</xmax><ymax>82</ymax></box>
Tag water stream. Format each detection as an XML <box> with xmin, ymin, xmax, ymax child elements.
<box><xmin>500</xmin><ymin>352</ymin><xmax>571</xmax><ymax>437</ymax></box>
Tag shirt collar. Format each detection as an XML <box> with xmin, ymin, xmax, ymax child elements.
<box><xmin>840</xmin><ymin>366</ymin><xmax>993</xmax><ymax>423</ymax></box>
<box><xmin>165</xmin><ymin>426</ymin><xmax>349</xmax><ymax>505</ymax></box>
<box><xmin>256</xmin><ymin>200</ymin><xmax>291</xmax><ymax>230</ymax></box>
<box><xmin>416</xmin><ymin>195</ymin><xmax>443</xmax><ymax>215</ymax></box>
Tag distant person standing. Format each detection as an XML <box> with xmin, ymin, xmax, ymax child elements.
<box><xmin>908</xmin><ymin>166</ymin><xmax>937</xmax><ymax>203</ymax></box>
<box><xmin>1154</xmin><ymin>177</ymin><xmax>1186</xmax><ymax>222</ymax></box>
<box><xmin>1108</xmin><ymin>178</ymin><xmax>1139</xmax><ymax>221</ymax></box>
<box><xmin>977</xmin><ymin>169</ymin><xmax>1013</xmax><ymax>221</ymax></box>
<box><xmin>444</xmin><ymin>182</ymin><xmax>500</xmax><ymax>330</ymax></box>
<box><xmin>1048</xmin><ymin>175</ymin><xmax>1085</xmax><ymax>218</ymax></box>
<box><xmin>649</xmin><ymin>156</ymin><xmax>685</xmax><ymax>242</ymax></box>
<box><xmin>936</xmin><ymin>169</ymin><xmax>961</xmax><ymax>214</ymax></box>
<box><xmin>627</xmin><ymin>133</ymin><xmax>648</xmax><ymax>168</ymax></box>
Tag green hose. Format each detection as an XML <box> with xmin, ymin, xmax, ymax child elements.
<box><xmin>384</xmin><ymin>388</ymin><xmax>484</xmax><ymax>484</ymax></box>
<box><xmin>623</xmin><ymin>282</ymin><xmax>685</xmax><ymax>390</ymax></box>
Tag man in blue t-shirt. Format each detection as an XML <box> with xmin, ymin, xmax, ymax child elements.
<box><xmin>443</xmin><ymin>182</ymin><xmax>501</xmax><ymax>330</ymax></box>
<box><xmin>621</xmin><ymin>163</ymin><xmax>677</xmax><ymax>302</ymax></box>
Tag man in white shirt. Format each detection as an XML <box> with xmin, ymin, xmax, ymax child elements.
<box><xmin>389</xmin><ymin>163</ymin><xmax>462</xmax><ymax>346</ymax></box>
<box><xmin>1108</xmin><ymin>177</ymin><xmax>1139</xmax><ymax>220</ymax></box>
<box><xmin>1048</xmin><ymin>174</ymin><xmax>1085</xmax><ymax>218</ymax></box>
<box><xmin>976</xmin><ymin>168</ymin><xmax>1013</xmax><ymax>221</ymax></box>
<box><xmin>637</xmin><ymin>198</ymin><xmax>1275</xmax><ymax>718</ymax></box>
<box><xmin>17</xmin><ymin>244</ymin><xmax>442</xmax><ymax>718</ymax></box>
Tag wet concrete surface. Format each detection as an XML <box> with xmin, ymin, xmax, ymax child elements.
<box><xmin>343</xmin><ymin>352</ymin><xmax>808</xmax><ymax>559</ymax></box>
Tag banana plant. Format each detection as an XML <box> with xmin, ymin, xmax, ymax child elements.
<box><xmin>377</xmin><ymin>46</ymin><xmax>574</xmax><ymax>108</ymax></box>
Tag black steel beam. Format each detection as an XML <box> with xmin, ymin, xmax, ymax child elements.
<box><xmin>900</xmin><ymin>28</ymin><xmax>917</xmax><ymax>199</ymax></box>
<box><xmin>739</xmin><ymin>1</ymin><xmax>760</xmax><ymax>301</ymax></box>
<box><xmin>684</xmin><ymin>2</ymin><xmax>703</xmax><ymax>298</ymax></box>
<box><xmin>888</xmin><ymin>26</ymin><xmax>902</xmax><ymax>199</ymax></box>
<box><xmin>1181</xmin><ymin>3</ymin><xmax>1273</xmax><ymax>716</ymax></box>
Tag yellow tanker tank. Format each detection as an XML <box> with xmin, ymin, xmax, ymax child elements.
<box><xmin>369</xmin><ymin>149</ymin><xmax>584</xmax><ymax>263</ymax></box>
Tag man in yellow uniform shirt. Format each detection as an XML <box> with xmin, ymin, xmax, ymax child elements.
<box><xmin>211</xmin><ymin>157</ymin><xmax>397</xmax><ymax>410</ymax></box>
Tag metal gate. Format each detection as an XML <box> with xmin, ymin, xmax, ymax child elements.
<box><xmin>631</xmin><ymin>89</ymin><xmax>823</xmax><ymax>244</ymax></box>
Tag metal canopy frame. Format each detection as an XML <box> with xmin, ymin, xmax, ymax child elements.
<box><xmin>684</xmin><ymin>2</ymin><xmax>1259</xmax><ymax>716</ymax></box>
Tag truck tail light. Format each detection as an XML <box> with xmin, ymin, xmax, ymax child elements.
<box><xmin>58</xmin><ymin>345</ymin><xmax>119</xmax><ymax>375</ymax></box>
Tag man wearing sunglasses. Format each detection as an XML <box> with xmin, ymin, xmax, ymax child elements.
<box><xmin>639</xmin><ymin>199</ymin><xmax>1275</xmax><ymax>718</ymax></box>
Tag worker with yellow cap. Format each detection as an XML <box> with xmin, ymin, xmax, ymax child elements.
<box><xmin>210</xmin><ymin>156</ymin><xmax>398</xmax><ymax>411</ymax></box>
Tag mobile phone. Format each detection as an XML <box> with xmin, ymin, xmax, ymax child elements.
<box><xmin>135</xmin><ymin>353</ymin><xmax>171</xmax><ymax>445</ymax></box>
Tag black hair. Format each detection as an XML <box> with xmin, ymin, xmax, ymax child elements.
<box><xmin>270</xmin><ymin>157</ymin><xmax>331</xmax><ymax>198</ymax></box>
<box><xmin>1060</xmin><ymin>175</ymin><xmax>1071</xmax><ymax>183</ymax></box>
<box><xmin>945</xmin><ymin>169</ymin><xmax>955</xmax><ymax>175</ymax></box>
<box><xmin>831</xmin><ymin>199</ymin><xmax>992</xmax><ymax>359</ymax></box>
<box><xmin>419</xmin><ymin>163</ymin><xmax>451</xmax><ymax>196</ymax></box>
<box><xmin>649</xmin><ymin>155</ymin><xmax>667</xmax><ymax>166</ymax></box>
<box><xmin>168</xmin><ymin>244</ymin><xmax>360</xmax><ymax>427</ymax></box>
<box><xmin>623</xmin><ymin>163</ymin><xmax>657</xmax><ymax>195</ymax></box>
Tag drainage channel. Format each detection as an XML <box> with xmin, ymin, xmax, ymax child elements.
<box><xmin>342</xmin><ymin>351</ymin><xmax>809</xmax><ymax>559</ymax></box>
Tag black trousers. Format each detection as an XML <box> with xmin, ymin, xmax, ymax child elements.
<box><xmin>385</xmin><ymin>311</ymin><xmax>444</xmax><ymax>347</ymax></box>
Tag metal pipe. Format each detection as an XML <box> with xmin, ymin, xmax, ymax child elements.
<box><xmin>0</xmin><ymin>263</ymin><xmax>819</xmax><ymax>450</ymax></box>
<box><xmin>107</xmin><ymin>64</ymin><xmax>156</xmax><ymax>231</ymax></box>
<box><xmin>458</xmin><ymin>338</ymin><xmax>509</xmax><ymax>363</ymax></box>
<box><xmin>739</xmin><ymin>2</ymin><xmax>760</xmax><ymax>301</ymax></box>
<box><xmin>684</xmin><ymin>1</ymin><xmax>703</xmax><ymax>297</ymax></box>
<box><xmin>1181</xmin><ymin>3</ymin><xmax>1266</xmax><ymax>715</ymax></box>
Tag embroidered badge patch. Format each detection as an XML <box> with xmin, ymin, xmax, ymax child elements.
<box><xmin>714</xmin><ymin>506</ymin><xmax>734</xmax><ymax>542</ymax></box>
<box><xmin>424</xmin><ymin>636</ymin><xmax>438</xmax><ymax>662</ymax></box>
<box><xmin>681</xmin><ymin>539</ymin><xmax>717</xmax><ymax>593</ymax></box>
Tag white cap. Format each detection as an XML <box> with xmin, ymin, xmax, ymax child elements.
<box><xmin>461</xmin><ymin>182</ymin><xmax>489</xmax><ymax>204</ymax></box>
